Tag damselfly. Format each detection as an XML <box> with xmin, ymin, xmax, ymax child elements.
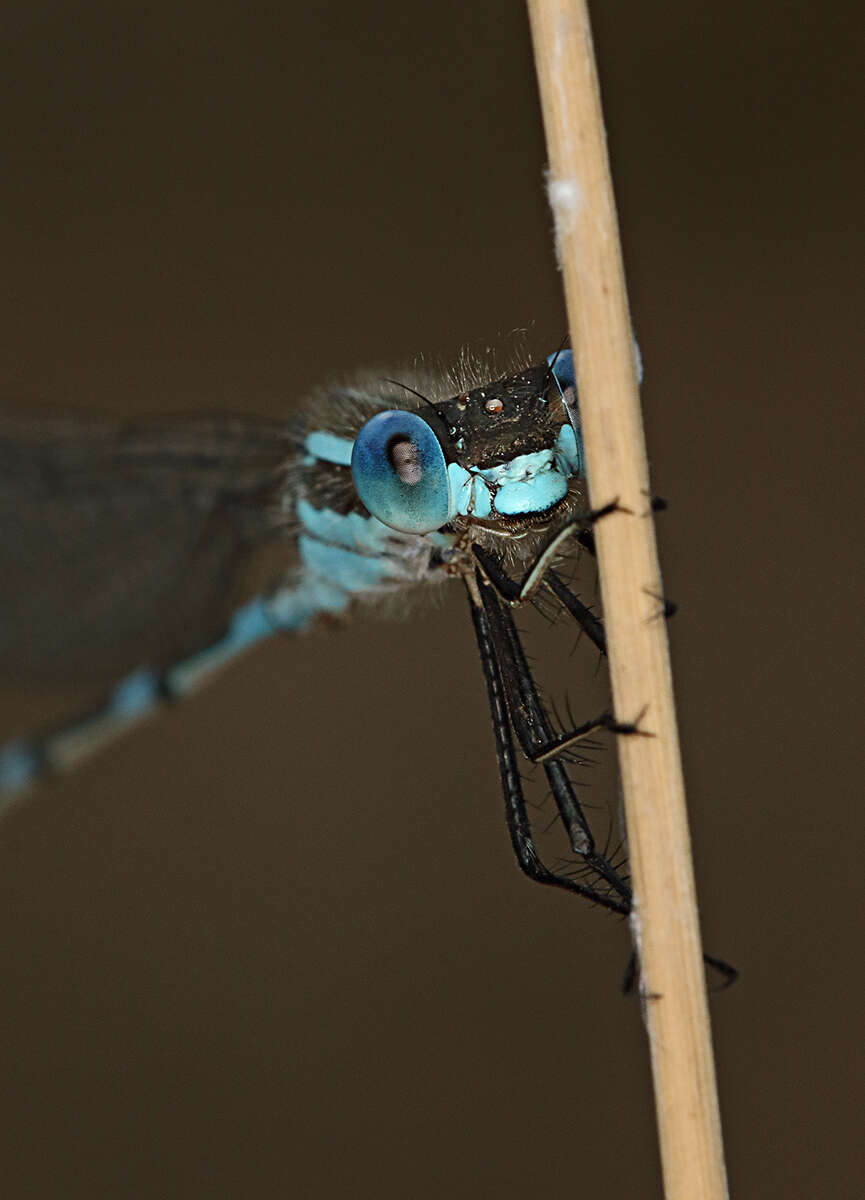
<box><xmin>0</xmin><ymin>346</ymin><xmax>734</xmax><ymax>984</ymax></box>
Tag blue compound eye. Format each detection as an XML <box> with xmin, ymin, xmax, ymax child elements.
<box><xmin>351</xmin><ymin>410</ymin><xmax>452</xmax><ymax>534</ymax></box>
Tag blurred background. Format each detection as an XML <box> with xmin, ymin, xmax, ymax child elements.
<box><xmin>0</xmin><ymin>2</ymin><xmax>862</xmax><ymax>1196</ymax></box>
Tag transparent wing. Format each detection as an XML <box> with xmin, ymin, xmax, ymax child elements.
<box><xmin>0</xmin><ymin>409</ymin><xmax>297</xmax><ymax>684</ymax></box>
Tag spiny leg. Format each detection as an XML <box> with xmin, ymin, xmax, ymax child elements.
<box><xmin>466</xmin><ymin>577</ymin><xmax>629</xmax><ymax>916</ymax></box>
<box><xmin>472</xmin><ymin>499</ymin><xmax>622</xmax><ymax>610</ymax></box>
<box><xmin>470</xmin><ymin>499</ymin><xmax>625</xmax><ymax>653</ymax></box>
<box><xmin>474</xmin><ymin>496</ymin><xmax>677</xmax><ymax>651</ymax></box>
<box><xmin>472</xmin><ymin>544</ymin><xmax>606</xmax><ymax>654</ymax></box>
<box><xmin>543</xmin><ymin>570</ymin><xmax>606</xmax><ymax>653</ymax></box>
<box><xmin>469</xmin><ymin>562</ymin><xmax>738</xmax><ymax>989</ymax></box>
<box><xmin>473</xmin><ymin>546</ymin><xmax>641</xmax><ymax>749</ymax></box>
<box><xmin>623</xmin><ymin>948</ymin><xmax>738</xmax><ymax>997</ymax></box>
<box><xmin>701</xmin><ymin>953</ymin><xmax>739</xmax><ymax>990</ymax></box>
<box><xmin>476</xmin><ymin>576</ymin><xmax>633</xmax><ymax>905</ymax></box>
<box><xmin>475</xmin><ymin>523</ymin><xmax>673</xmax><ymax>678</ymax></box>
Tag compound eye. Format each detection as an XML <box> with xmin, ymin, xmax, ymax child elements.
<box><xmin>351</xmin><ymin>410</ymin><xmax>451</xmax><ymax>533</ymax></box>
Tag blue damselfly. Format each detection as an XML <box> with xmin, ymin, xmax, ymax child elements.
<box><xmin>0</xmin><ymin>345</ymin><xmax>734</xmax><ymax>983</ymax></box>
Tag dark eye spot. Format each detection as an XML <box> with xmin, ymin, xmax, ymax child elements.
<box><xmin>387</xmin><ymin>436</ymin><xmax>422</xmax><ymax>485</ymax></box>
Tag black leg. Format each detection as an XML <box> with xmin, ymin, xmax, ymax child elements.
<box><xmin>472</xmin><ymin>545</ymin><xmax>606</xmax><ymax>653</ymax></box>
<box><xmin>472</xmin><ymin>500</ymin><xmax>621</xmax><ymax>607</ymax></box>
<box><xmin>467</xmin><ymin>580</ymin><xmax>630</xmax><ymax>916</ymax></box>
<box><xmin>623</xmin><ymin>950</ymin><xmax>739</xmax><ymax>997</ymax></box>
<box><xmin>544</xmin><ymin>570</ymin><xmax>606</xmax><ymax>652</ymax></box>
<box><xmin>472</xmin><ymin>544</ymin><xmax>636</xmax><ymax>754</ymax></box>
<box><xmin>476</xmin><ymin>576</ymin><xmax>634</xmax><ymax>902</ymax></box>
<box><xmin>473</xmin><ymin>496</ymin><xmax>669</xmax><ymax>651</ymax></box>
<box><xmin>471</xmin><ymin>502</ymin><xmax>621</xmax><ymax>653</ymax></box>
<box><xmin>621</xmin><ymin>951</ymin><xmax>639</xmax><ymax>996</ymax></box>
<box><xmin>703</xmin><ymin>953</ymin><xmax>739</xmax><ymax>990</ymax></box>
<box><xmin>465</xmin><ymin>566</ymin><xmax>739</xmax><ymax>989</ymax></box>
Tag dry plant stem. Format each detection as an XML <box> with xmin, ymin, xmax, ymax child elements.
<box><xmin>525</xmin><ymin>3</ymin><xmax>729</xmax><ymax>1199</ymax></box>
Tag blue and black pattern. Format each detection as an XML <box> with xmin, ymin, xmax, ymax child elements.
<box><xmin>0</xmin><ymin>350</ymin><xmax>582</xmax><ymax>796</ymax></box>
<box><xmin>0</xmin><ymin>345</ymin><xmax>738</xmax><ymax>986</ymax></box>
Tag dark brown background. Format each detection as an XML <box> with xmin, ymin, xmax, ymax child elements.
<box><xmin>0</xmin><ymin>2</ymin><xmax>862</xmax><ymax>1196</ymax></box>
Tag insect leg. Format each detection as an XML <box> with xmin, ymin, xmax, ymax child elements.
<box><xmin>477</xmin><ymin>576</ymin><xmax>633</xmax><ymax>902</ymax></box>
<box><xmin>473</xmin><ymin>544</ymin><xmax>606</xmax><ymax>653</ymax></box>
<box><xmin>473</xmin><ymin>500</ymin><xmax>621</xmax><ymax>604</ymax></box>
<box><xmin>466</xmin><ymin>578</ymin><xmax>630</xmax><ymax>915</ymax></box>
<box><xmin>472</xmin><ymin>548</ymin><xmax>619</xmax><ymax>746</ymax></box>
<box><xmin>470</xmin><ymin>573</ymin><xmax>738</xmax><ymax>987</ymax></box>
